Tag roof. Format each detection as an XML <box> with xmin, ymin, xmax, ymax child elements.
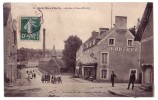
<box><xmin>39</xmin><ymin>57</ymin><xmax>51</xmax><ymax>61</ymax></box>
<box><xmin>96</xmin><ymin>27</ymin><xmax>115</xmax><ymax>40</ymax></box>
<box><xmin>44</xmin><ymin>57</ymin><xmax>66</xmax><ymax>68</ymax></box>
<box><xmin>82</xmin><ymin>27</ymin><xmax>116</xmax><ymax>51</ymax></box>
<box><xmin>135</xmin><ymin>3</ymin><xmax>153</xmax><ymax>41</ymax></box>
<box><xmin>83</xmin><ymin>31</ymin><xmax>99</xmax><ymax>45</ymax></box>
<box><xmin>3</xmin><ymin>3</ymin><xmax>11</xmax><ymax>26</ymax></box>
<box><xmin>56</xmin><ymin>58</ymin><xmax>66</xmax><ymax>68</ymax></box>
<box><xmin>43</xmin><ymin>58</ymin><xmax>60</xmax><ymax>74</ymax></box>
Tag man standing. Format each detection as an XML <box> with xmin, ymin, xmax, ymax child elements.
<box><xmin>127</xmin><ymin>72</ymin><xmax>136</xmax><ymax>90</ymax></box>
<box><xmin>111</xmin><ymin>71</ymin><xmax>117</xmax><ymax>87</ymax></box>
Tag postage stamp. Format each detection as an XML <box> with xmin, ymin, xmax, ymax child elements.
<box><xmin>20</xmin><ymin>17</ymin><xmax>40</xmax><ymax>40</ymax></box>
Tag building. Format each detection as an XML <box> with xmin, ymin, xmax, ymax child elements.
<box><xmin>39</xmin><ymin>44</ymin><xmax>66</xmax><ymax>74</ymax></box>
<box><xmin>27</xmin><ymin>60</ymin><xmax>39</xmax><ymax>67</ymax></box>
<box><xmin>135</xmin><ymin>3</ymin><xmax>153</xmax><ymax>90</ymax></box>
<box><xmin>76</xmin><ymin>16</ymin><xmax>141</xmax><ymax>82</ymax></box>
<box><xmin>4</xmin><ymin>3</ymin><xmax>18</xmax><ymax>83</ymax></box>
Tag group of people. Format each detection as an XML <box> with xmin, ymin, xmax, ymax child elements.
<box><xmin>41</xmin><ymin>74</ymin><xmax>62</xmax><ymax>84</ymax></box>
<box><xmin>111</xmin><ymin>71</ymin><xmax>136</xmax><ymax>90</ymax></box>
<box><xmin>26</xmin><ymin>70</ymin><xmax>36</xmax><ymax>84</ymax></box>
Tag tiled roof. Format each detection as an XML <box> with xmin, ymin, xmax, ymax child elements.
<box><xmin>83</xmin><ymin>31</ymin><xmax>99</xmax><ymax>45</ymax></box>
<box><xmin>96</xmin><ymin>27</ymin><xmax>115</xmax><ymax>40</ymax></box>
<box><xmin>56</xmin><ymin>58</ymin><xmax>66</xmax><ymax>68</ymax></box>
<box><xmin>43</xmin><ymin>57</ymin><xmax>66</xmax><ymax>68</ymax></box>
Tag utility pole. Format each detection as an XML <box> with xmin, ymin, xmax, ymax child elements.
<box><xmin>43</xmin><ymin>28</ymin><xmax>45</xmax><ymax>58</ymax></box>
<box><xmin>111</xmin><ymin>3</ymin><xmax>113</xmax><ymax>29</ymax></box>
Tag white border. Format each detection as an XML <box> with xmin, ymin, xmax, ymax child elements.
<box><xmin>1</xmin><ymin>0</ymin><xmax>158</xmax><ymax>100</ymax></box>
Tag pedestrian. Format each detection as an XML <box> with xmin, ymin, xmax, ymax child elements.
<box><xmin>58</xmin><ymin>75</ymin><xmax>62</xmax><ymax>84</ymax></box>
<box><xmin>47</xmin><ymin>74</ymin><xmax>50</xmax><ymax>83</ymax></box>
<box><xmin>127</xmin><ymin>72</ymin><xmax>136</xmax><ymax>90</ymax></box>
<box><xmin>31</xmin><ymin>73</ymin><xmax>34</xmax><ymax>79</ymax></box>
<box><xmin>45</xmin><ymin>74</ymin><xmax>48</xmax><ymax>83</ymax></box>
<box><xmin>34</xmin><ymin>73</ymin><xmax>36</xmax><ymax>78</ymax></box>
<box><xmin>111</xmin><ymin>71</ymin><xmax>117</xmax><ymax>87</ymax></box>
<box><xmin>51</xmin><ymin>75</ymin><xmax>54</xmax><ymax>83</ymax></box>
<box><xmin>41</xmin><ymin>74</ymin><xmax>45</xmax><ymax>83</ymax></box>
<box><xmin>27</xmin><ymin>74</ymin><xmax>31</xmax><ymax>85</ymax></box>
<box><xmin>27</xmin><ymin>70</ymin><xmax>28</xmax><ymax>74</ymax></box>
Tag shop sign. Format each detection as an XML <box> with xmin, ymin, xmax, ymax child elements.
<box><xmin>104</xmin><ymin>47</ymin><xmax>137</xmax><ymax>52</ymax></box>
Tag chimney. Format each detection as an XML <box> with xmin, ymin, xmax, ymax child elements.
<box><xmin>43</xmin><ymin>28</ymin><xmax>45</xmax><ymax>57</ymax></box>
<box><xmin>115</xmin><ymin>16</ymin><xmax>127</xmax><ymax>29</ymax></box>
<box><xmin>99</xmin><ymin>28</ymin><xmax>109</xmax><ymax>35</ymax></box>
<box><xmin>92</xmin><ymin>31</ymin><xmax>99</xmax><ymax>37</ymax></box>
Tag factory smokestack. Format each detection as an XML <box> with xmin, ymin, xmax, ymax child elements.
<box><xmin>43</xmin><ymin>28</ymin><xmax>45</xmax><ymax>57</ymax></box>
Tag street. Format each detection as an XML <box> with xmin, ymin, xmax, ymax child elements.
<box><xmin>5</xmin><ymin>67</ymin><xmax>116</xmax><ymax>97</ymax></box>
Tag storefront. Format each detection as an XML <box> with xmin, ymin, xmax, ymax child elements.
<box><xmin>82</xmin><ymin>63</ymin><xmax>97</xmax><ymax>80</ymax></box>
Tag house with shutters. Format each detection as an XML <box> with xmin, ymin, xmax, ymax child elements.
<box><xmin>76</xmin><ymin>16</ymin><xmax>141</xmax><ymax>82</ymax></box>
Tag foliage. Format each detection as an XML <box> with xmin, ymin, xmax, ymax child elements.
<box><xmin>17</xmin><ymin>47</ymin><xmax>52</xmax><ymax>61</ymax></box>
<box><xmin>62</xmin><ymin>35</ymin><xmax>82</xmax><ymax>73</ymax></box>
<box><xmin>129</xmin><ymin>26</ymin><xmax>136</xmax><ymax>36</ymax></box>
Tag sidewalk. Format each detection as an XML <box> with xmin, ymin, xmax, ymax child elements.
<box><xmin>108</xmin><ymin>84</ymin><xmax>153</xmax><ymax>97</ymax></box>
<box><xmin>72</xmin><ymin>78</ymin><xmax>92</xmax><ymax>83</ymax></box>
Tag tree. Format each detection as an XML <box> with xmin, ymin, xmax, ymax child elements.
<box><xmin>62</xmin><ymin>35</ymin><xmax>82</xmax><ymax>73</ymax></box>
<box><xmin>17</xmin><ymin>47</ymin><xmax>28</xmax><ymax>61</ymax></box>
<box><xmin>129</xmin><ymin>26</ymin><xmax>136</xmax><ymax>37</ymax></box>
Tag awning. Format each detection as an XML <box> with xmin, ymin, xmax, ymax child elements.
<box><xmin>82</xmin><ymin>66</ymin><xmax>95</xmax><ymax>68</ymax></box>
<box><xmin>82</xmin><ymin>63</ymin><xmax>97</xmax><ymax>66</ymax></box>
<box><xmin>141</xmin><ymin>65</ymin><xmax>153</xmax><ymax>71</ymax></box>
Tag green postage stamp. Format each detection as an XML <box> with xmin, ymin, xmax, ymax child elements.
<box><xmin>20</xmin><ymin>17</ymin><xmax>40</xmax><ymax>40</ymax></box>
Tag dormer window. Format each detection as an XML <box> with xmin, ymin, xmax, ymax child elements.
<box><xmin>89</xmin><ymin>42</ymin><xmax>92</xmax><ymax>47</ymax></box>
<box><xmin>86</xmin><ymin>44</ymin><xmax>88</xmax><ymax>48</ymax></box>
<box><xmin>93</xmin><ymin>40</ymin><xmax>95</xmax><ymax>45</ymax></box>
<box><xmin>108</xmin><ymin>38</ymin><xmax>115</xmax><ymax>46</ymax></box>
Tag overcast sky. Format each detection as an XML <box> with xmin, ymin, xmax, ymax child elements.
<box><xmin>11</xmin><ymin>2</ymin><xmax>147</xmax><ymax>50</ymax></box>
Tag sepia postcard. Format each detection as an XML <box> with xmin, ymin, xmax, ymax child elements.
<box><xmin>3</xmin><ymin>2</ymin><xmax>153</xmax><ymax>97</ymax></box>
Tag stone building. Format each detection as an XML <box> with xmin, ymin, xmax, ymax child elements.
<box><xmin>135</xmin><ymin>3</ymin><xmax>153</xmax><ymax>90</ymax></box>
<box><xmin>76</xmin><ymin>16</ymin><xmax>141</xmax><ymax>82</ymax></box>
<box><xmin>4</xmin><ymin>3</ymin><xmax>18</xmax><ymax>83</ymax></box>
<box><xmin>39</xmin><ymin>45</ymin><xmax>66</xmax><ymax>74</ymax></box>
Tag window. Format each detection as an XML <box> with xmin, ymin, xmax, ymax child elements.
<box><xmin>101</xmin><ymin>52</ymin><xmax>109</xmax><ymax>65</ymax></box>
<box><xmin>100</xmin><ymin>68</ymin><xmax>108</xmax><ymax>79</ymax></box>
<box><xmin>108</xmin><ymin>38</ymin><xmax>115</xmax><ymax>46</ymax></box>
<box><xmin>127</xmin><ymin>39</ymin><xmax>133</xmax><ymax>47</ymax></box>
<box><xmin>93</xmin><ymin>40</ymin><xmax>95</xmax><ymax>45</ymax></box>
<box><xmin>101</xmin><ymin>69</ymin><xmax>107</xmax><ymax>79</ymax></box>
<box><xmin>89</xmin><ymin>42</ymin><xmax>92</xmax><ymax>47</ymax></box>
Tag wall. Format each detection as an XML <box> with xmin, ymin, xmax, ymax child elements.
<box><xmin>140</xmin><ymin>8</ymin><xmax>153</xmax><ymax>85</ymax></box>
<box><xmin>4</xmin><ymin>9</ymin><xmax>17</xmax><ymax>83</ymax></box>
<box><xmin>141</xmin><ymin>10</ymin><xmax>153</xmax><ymax>65</ymax></box>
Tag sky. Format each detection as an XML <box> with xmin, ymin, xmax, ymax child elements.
<box><xmin>11</xmin><ymin>2</ymin><xmax>147</xmax><ymax>50</ymax></box>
